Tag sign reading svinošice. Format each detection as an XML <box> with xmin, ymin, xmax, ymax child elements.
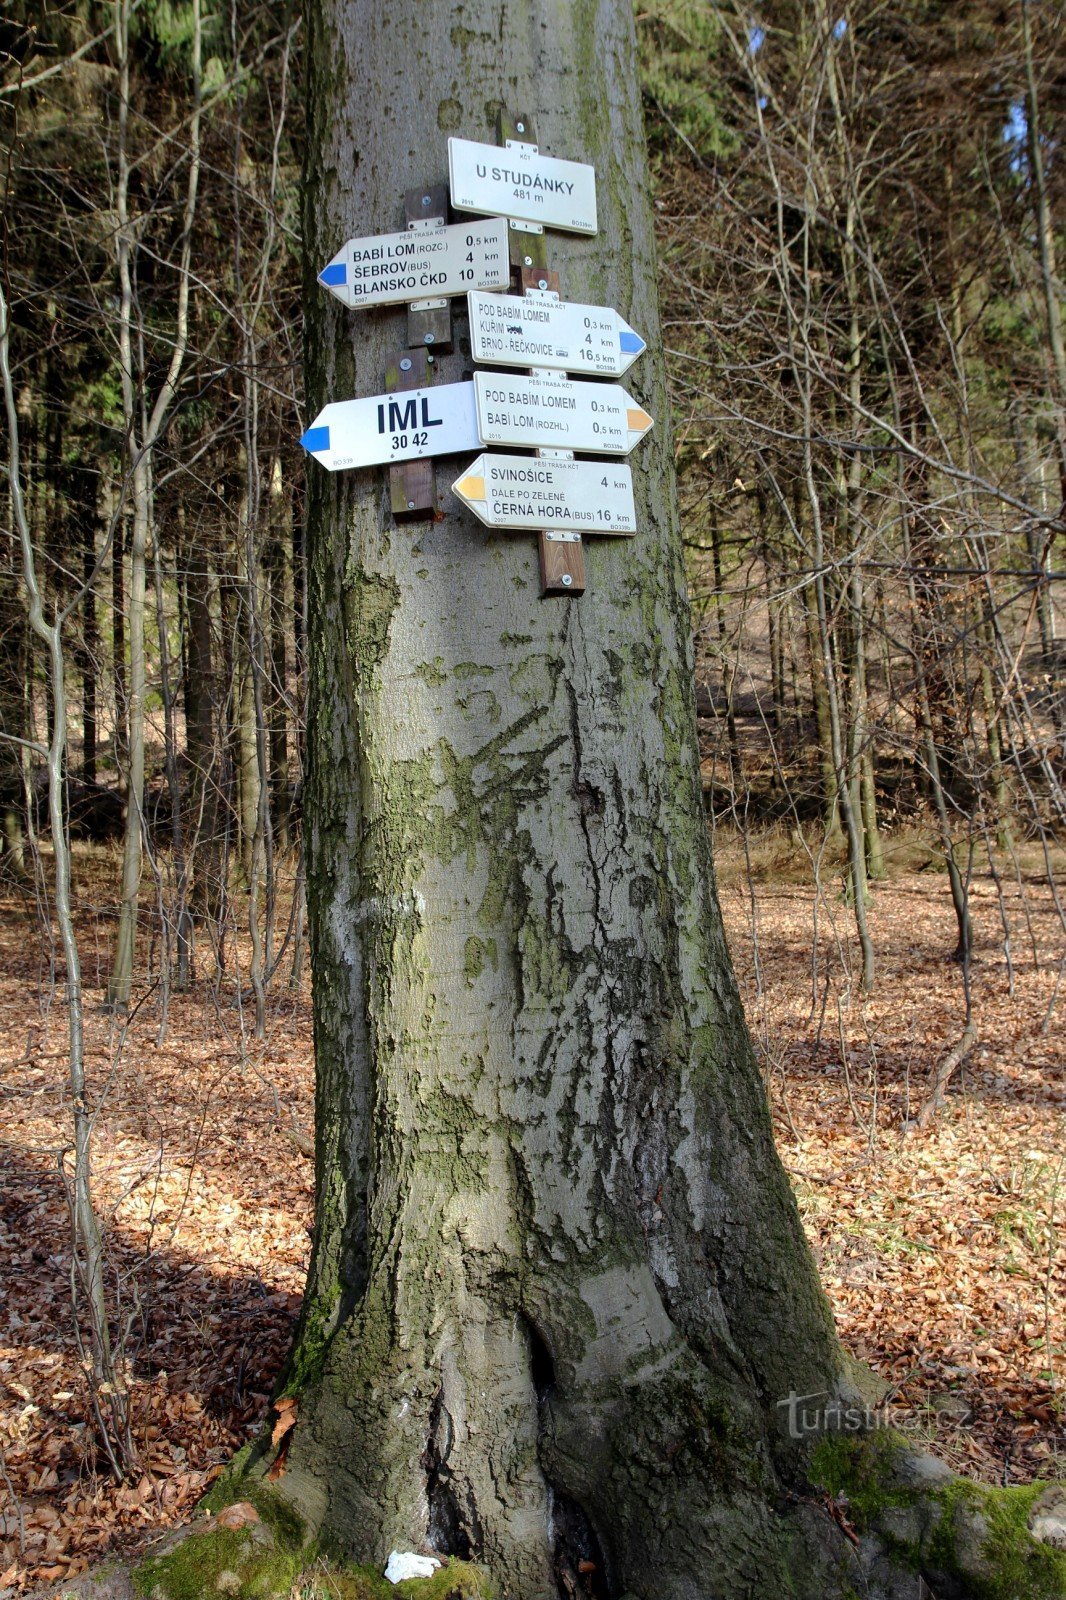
<box><xmin>452</xmin><ymin>455</ymin><xmax>637</xmax><ymax>534</ymax></box>
<box><xmin>448</xmin><ymin>137</ymin><xmax>597</xmax><ymax>235</ymax></box>
<box><xmin>473</xmin><ymin>371</ymin><xmax>653</xmax><ymax>455</ymax></box>
<box><xmin>467</xmin><ymin>291</ymin><xmax>645</xmax><ymax>377</ymax></box>
<box><xmin>301</xmin><ymin>383</ymin><xmax>481</xmax><ymax>472</ymax></box>
<box><xmin>318</xmin><ymin>218</ymin><xmax>510</xmax><ymax>309</ymax></box>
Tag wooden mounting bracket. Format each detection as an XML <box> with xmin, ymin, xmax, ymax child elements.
<box><xmin>497</xmin><ymin>110</ymin><xmax>548</xmax><ymax>276</ymax></box>
<box><xmin>404</xmin><ymin>183</ymin><xmax>453</xmax><ymax>352</ymax></box>
<box><xmin>520</xmin><ymin>266</ymin><xmax>561</xmax><ymax>297</ymax></box>
<box><xmin>386</xmin><ymin>347</ymin><xmax>435</xmax><ymax>520</ymax></box>
<box><xmin>539</xmin><ymin>530</ymin><xmax>586</xmax><ymax>596</ymax></box>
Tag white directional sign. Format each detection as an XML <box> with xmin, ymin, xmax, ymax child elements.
<box><xmin>317</xmin><ymin>218</ymin><xmax>510</xmax><ymax>309</ymax></box>
<box><xmin>452</xmin><ymin>455</ymin><xmax>637</xmax><ymax>535</ymax></box>
<box><xmin>449</xmin><ymin>137</ymin><xmax>597</xmax><ymax>235</ymax></box>
<box><xmin>467</xmin><ymin>291</ymin><xmax>645</xmax><ymax>377</ymax></box>
<box><xmin>473</xmin><ymin>371</ymin><xmax>653</xmax><ymax>456</ymax></box>
<box><xmin>301</xmin><ymin>383</ymin><xmax>480</xmax><ymax>472</ymax></box>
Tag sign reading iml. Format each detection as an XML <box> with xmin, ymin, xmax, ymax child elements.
<box><xmin>300</xmin><ymin>382</ymin><xmax>481</xmax><ymax>472</ymax></box>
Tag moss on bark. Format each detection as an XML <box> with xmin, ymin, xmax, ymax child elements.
<box><xmin>300</xmin><ymin>1561</ymin><xmax>494</xmax><ymax>1600</ymax></box>
<box><xmin>812</xmin><ymin>1432</ymin><xmax>1066</xmax><ymax>1600</ymax></box>
<box><xmin>131</xmin><ymin>1475</ymin><xmax>493</xmax><ymax>1600</ymax></box>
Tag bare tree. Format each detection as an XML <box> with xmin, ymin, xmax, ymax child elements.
<box><xmin>108</xmin><ymin>0</ymin><xmax>203</xmax><ymax>1009</ymax></box>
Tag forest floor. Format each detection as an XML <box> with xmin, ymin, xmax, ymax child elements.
<box><xmin>0</xmin><ymin>837</ymin><xmax>1063</xmax><ymax>1593</ymax></box>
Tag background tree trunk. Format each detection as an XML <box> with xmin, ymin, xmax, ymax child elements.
<box><xmin>278</xmin><ymin>2</ymin><xmax>845</xmax><ymax>1595</ymax></box>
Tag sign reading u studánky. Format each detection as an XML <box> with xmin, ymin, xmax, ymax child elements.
<box><xmin>318</xmin><ymin>217</ymin><xmax>510</xmax><ymax>309</ymax></box>
<box><xmin>448</xmin><ymin>137</ymin><xmax>597</xmax><ymax>235</ymax></box>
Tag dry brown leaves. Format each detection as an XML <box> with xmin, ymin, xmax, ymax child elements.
<box><xmin>721</xmin><ymin>859</ymin><xmax>1064</xmax><ymax>1484</ymax></box>
<box><xmin>0</xmin><ymin>853</ymin><xmax>313</xmax><ymax>1592</ymax></box>
<box><xmin>0</xmin><ymin>845</ymin><xmax>1062</xmax><ymax>1592</ymax></box>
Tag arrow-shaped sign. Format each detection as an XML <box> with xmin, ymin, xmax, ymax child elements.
<box><xmin>467</xmin><ymin>290</ymin><xmax>645</xmax><ymax>377</ymax></box>
<box><xmin>300</xmin><ymin>382</ymin><xmax>481</xmax><ymax>472</ymax></box>
<box><xmin>473</xmin><ymin>371</ymin><xmax>653</xmax><ymax>456</ymax></box>
<box><xmin>452</xmin><ymin>455</ymin><xmax>637</xmax><ymax>535</ymax></box>
<box><xmin>448</xmin><ymin>137</ymin><xmax>597</xmax><ymax>235</ymax></box>
<box><xmin>318</xmin><ymin>217</ymin><xmax>510</xmax><ymax>310</ymax></box>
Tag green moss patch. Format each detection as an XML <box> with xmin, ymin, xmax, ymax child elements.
<box><xmin>927</xmin><ymin>1479</ymin><xmax>1066</xmax><ymax>1600</ymax></box>
<box><xmin>299</xmin><ymin>1559</ymin><xmax>494</xmax><ymax>1600</ymax></box>
<box><xmin>133</xmin><ymin>1524</ymin><xmax>301</xmax><ymax>1600</ymax></box>
<box><xmin>208</xmin><ymin>1484</ymin><xmax>306</xmax><ymax>1552</ymax></box>
<box><xmin>810</xmin><ymin>1429</ymin><xmax>914</xmax><ymax>1523</ymax></box>
<box><xmin>135</xmin><ymin>1483</ymin><xmax>309</xmax><ymax>1600</ymax></box>
<box><xmin>810</xmin><ymin>1432</ymin><xmax>1066</xmax><ymax>1600</ymax></box>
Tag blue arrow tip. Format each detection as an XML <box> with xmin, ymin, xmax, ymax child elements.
<box><xmin>301</xmin><ymin>425</ymin><xmax>330</xmax><ymax>454</ymax></box>
<box><xmin>319</xmin><ymin>262</ymin><xmax>346</xmax><ymax>287</ymax></box>
<box><xmin>619</xmin><ymin>330</ymin><xmax>644</xmax><ymax>354</ymax></box>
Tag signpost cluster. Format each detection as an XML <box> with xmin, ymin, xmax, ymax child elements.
<box><xmin>301</xmin><ymin>114</ymin><xmax>654</xmax><ymax>597</ymax></box>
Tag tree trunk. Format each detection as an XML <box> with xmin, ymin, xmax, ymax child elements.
<box><xmin>708</xmin><ymin>514</ymin><xmax>741</xmax><ymax>783</ymax></box>
<box><xmin>112</xmin><ymin>508</ymin><xmax>127</xmax><ymax>791</ymax></box>
<box><xmin>268</xmin><ymin>459</ymin><xmax>291</xmax><ymax>852</ymax></box>
<box><xmin>152</xmin><ymin>510</ymin><xmax>192</xmax><ymax>990</ymax></box>
<box><xmin>801</xmin><ymin>535</ymin><xmax>839</xmax><ymax>837</ymax></box>
<box><xmin>1022</xmin><ymin>0</ymin><xmax>1066</xmax><ymax>486</ymax></box>
<box><xmin>901</xmin><ymin>495</ymin><xmax>974</xmax><ymax>966</ymax></box>
<box><xmin>0</xmin><ymin>552</ymin><xmax>27</xmax><ymax>879</ymax></box>
<box><xmin>237</xmin><ymin>598</ymin><xmax>259</xmax><ymax>887</ymax></box>
<box><xmin>271</xmin><ymin>3</ymin><xmax>849</xmax><ymax>1594</ymax></box>
<box><xmin>861</xmin><ymin>747</ymin><xmax>885</xmax><ymax>881</ymax></box>
<box><xmin>72</xmin><ymin>463</ymin><xmax>99</xmax><ymax>788</ymax></box>
<box><xmin>185</xmin><ymin>533</ymin><xmax>223</xmax><ymax>935</ymax></box>
<box><xmin>107</xmin><ymin>0</ymin><xmax>201</xmax><ymax>1009</ymax></box>
<box><xmin>107</xmin><ymin>477</ymin><xmax>147</xmax><ymax>1010</ymax></box>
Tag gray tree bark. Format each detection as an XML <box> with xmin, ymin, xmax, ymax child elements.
<box><xmin>280</xmin><ymin>2</ymin><xmax>847</xmax><ymax>1594</ymax></box>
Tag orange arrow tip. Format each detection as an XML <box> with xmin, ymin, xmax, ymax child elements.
<box><xmin>627</xmin><ymin>408</ymin><xmax>652</xmax><ymax>431</ymax></box>
<box><xmin>455</xmin><ymin>475</ymin><xmax>485</xmax><ymax>500</ymax></box>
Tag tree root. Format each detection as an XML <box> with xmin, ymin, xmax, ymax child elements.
<box><xmin>807</xmin><ymin>1428</ymin><xmax>1066</xmax><ymax>1600</ymax></box>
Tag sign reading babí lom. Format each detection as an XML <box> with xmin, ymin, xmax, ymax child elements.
<box><xmin>300</xmin><ymin>383</ymin><xmax>481</xmax><ymax>472</ymax></box>
<box><xmin>318</xmin><ymin>218</ymin><xmax>510</xmax><ymax>310</ymax></box>
<box><xmin>448</xmin><ymin>137</ymin><xmax>597</xmax><ymax>235</ymax></box>
<box><xmin>473</xmin><ymin>371</ymin><xmax>653</xmax><ymax>456</ymax></box>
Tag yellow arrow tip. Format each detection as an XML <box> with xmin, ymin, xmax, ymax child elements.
<box><xmin>455</xmin><ymin>474</ymin><xmax>485</xmax><ymax>501</ymax></box>
<box><xmin>627</xmin><ymin>408</ymin><xmax>652</xmax><ymax>431</ymax></box>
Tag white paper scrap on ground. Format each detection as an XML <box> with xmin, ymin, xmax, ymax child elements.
<box><xmin>384</xmin><ymin>1551</ymin><xmax>441</xmax><ymax>1584</ymax></box>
